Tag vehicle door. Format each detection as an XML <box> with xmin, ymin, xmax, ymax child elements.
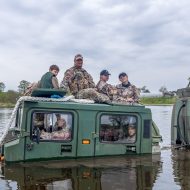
<box><xmin>24</xmin><ymin>109</ymin><xmax>78</xmax><ymax>161</ymax></box>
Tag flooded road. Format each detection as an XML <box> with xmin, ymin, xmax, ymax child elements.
<box><xmin>0</xmin><ymin>106</ymin><xmax>188</xmax><ymax>190</ymax></box>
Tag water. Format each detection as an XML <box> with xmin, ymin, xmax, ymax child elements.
<box><xmin>0</xmin><ymin>106</ymin><xmax>187</xmax><ymax>190</ymax></box>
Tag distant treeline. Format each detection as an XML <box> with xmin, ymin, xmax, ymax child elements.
<box><xmin>0</xmin><ymin>91</ymin><xmax>176</xmax><ymax>108</ymax></box>
<box><xmin>0</xmin><ymin>91</ymin><xmax>20</xmax><ymax>108</ymax></box>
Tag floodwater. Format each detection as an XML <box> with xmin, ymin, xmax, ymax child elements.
<box><xmin>0</xmin><ymin>106</ymin><xmax>188</xmax><ymax>190</ymax></box>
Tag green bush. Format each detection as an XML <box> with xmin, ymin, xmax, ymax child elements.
<box><xmin>0</xmin><ymin>91</ymin><xmax>20</xmax><ymax>105</ymax></box>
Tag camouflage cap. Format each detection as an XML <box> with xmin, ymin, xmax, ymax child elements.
<box><xmin>100</xmin><ymin>70</ymin><xmax>111</xmax><ymax>76</ymax></box>
<box><xmin>74</xmin><ymin>54</ymin><xmax>83</xmax><ymax>61</ymax></box>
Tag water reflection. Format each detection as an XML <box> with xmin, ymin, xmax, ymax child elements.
<box><xmin>1</xmin><ymin>155</ymin><xmax>162</xmax><ymax>190</ymax></box>
<box><xmin>0</xmin><ymin>108</ymin><xmax>12</xmax><ymax>133</ymax></box>
<box><xmin>172</xmin><ymin>149</ymin><xmax>190</xmax><ymax>190</ymax></box>
<box><xmin>147</xmin><ymin>106</ymin><xmax>173</xmax><ymax>147</ymax></box>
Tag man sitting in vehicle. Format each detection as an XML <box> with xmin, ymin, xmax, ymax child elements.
<box><xmin>116</xmin><ymin>72</ymin><xmax>139</xmax><ymax>103</ymax></box>
<box><xmin>76</xmin><ymin>69</ymin><xmax>114</xmax><ymax>103</ymax></box>
<box><xmin>60</xmin><ymin>54</ymin><xmax>95</xmax><ymax>97</ymax></box>
<box><xmin>52</xmin><ymin>118</ymin><xmax>71</xmax><ymax>140</ymax></box>
<box><xmin>96</xmin><ymin>70</ymin><xmax>118</xmax><ymax>101</ymax></box>
<box><xmin>126</xmin><ymin>124</ymin><xmax>136</xmax><ymax>143</ymax></box>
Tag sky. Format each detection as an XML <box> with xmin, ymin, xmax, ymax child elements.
<box><xmin>0</xmin><ymin>0</ymin><xmax>189</xmax><ymax>92</ymax></box>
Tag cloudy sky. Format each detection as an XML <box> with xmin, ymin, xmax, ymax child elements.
<box><xmin>0</xmin><ymin>0</ymin><xmax>189</xmax><ymax>92</ymax></box>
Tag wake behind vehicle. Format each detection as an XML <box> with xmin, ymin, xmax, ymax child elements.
<box><xmin>0</xmin><ymin>89</ymin><xmax>162</xmax><ymax>162</ymax></box>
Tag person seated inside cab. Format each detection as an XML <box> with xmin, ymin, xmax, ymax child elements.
<box><xmin>52</xmin><ymin>118</ymin><xmax>71</xmax><ymax>140</ymax></box>
<box><xmin>126</xmin><ymin>124</ymin><xmax>136</xmax><ymax>143</ymax></box>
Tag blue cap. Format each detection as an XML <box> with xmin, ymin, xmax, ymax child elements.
<box><xmin>100</xmin><ymin>70</ymin><xmax>111</xmax><ymax>76</ymax></box>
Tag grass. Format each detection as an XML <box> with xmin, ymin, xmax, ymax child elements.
<box><xmin>0</xmin><ymin>92</ymin><xmax>177</xmax><ymax>108</ymax></box>
<box><xmin>140</xmin><ymin>97</ymin><xmax>177</xmax><ymax>105</ymax></box>
<box><xmin>0</xmin><ymin>91</ymin><xmax>20</xmax><ymax>108</ymax></box>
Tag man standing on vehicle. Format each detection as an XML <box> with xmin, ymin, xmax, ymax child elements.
<box><xmin>60</xmin><ymin>54</ymin><xmax>95</xmax><ymax>96</ymax></box>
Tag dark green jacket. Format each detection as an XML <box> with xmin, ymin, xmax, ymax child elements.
<box><xmin>40</xmin><ymin>72</ymin><xmax>54</xmax><ymax>88</ymax></box>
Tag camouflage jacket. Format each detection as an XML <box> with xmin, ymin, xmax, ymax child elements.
<box><xmin>60</xmin><ymin>66</ymin><xmax>95</xmax><ymax>95</ymax></box>
<box><xmin>96</xmin><ymin>80</ymin><xmax>117</xmax><ymax>99</ymax></box>
<box><xmin>116</xmin><ymin>82</ymin><xmax>139</xmax><ymax>103</ymax></box>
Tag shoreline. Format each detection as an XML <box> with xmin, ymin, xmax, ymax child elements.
<box><xmin>0</xmin><ymin>103</ymin><xmax>15</xmax><ymax>108</ymax></box>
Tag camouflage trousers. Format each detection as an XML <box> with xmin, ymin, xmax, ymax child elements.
<box><xmin>23</xmin><ymin>82</ymin><xmax>38</xmax><ymax>96</ymax></box>
<box><xmin>76</xmin><ymin>88</ymin><xmax>111</xmax><ymax>103</ymax></box>
<box><xmin>112</xmin><ymin>95</ymin><xmax>138</xmax><ymax>105</ymax></box>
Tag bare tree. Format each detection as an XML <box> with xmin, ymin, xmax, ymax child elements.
<box><xmin>159</xmin><ymin>86</ymin><xmax>167</xmax><ymax>94</ymax></box>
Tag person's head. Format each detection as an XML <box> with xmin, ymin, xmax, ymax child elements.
<box><xmin>100</xmin><ymin>70</ymin><xmax>111</xmax><ymax>82</ymax></box>
<box><xmin>127</xmin><ymin>125</ymin><xmax>136</xmax><ymax>137</ymax></box>
<box><xmin>49</xmin><ymin>65</ymin><xmax>59</xmax><ymax>76</ymax></box>
<box><xmin>57</xmin><ymin>118</ymin><xmax>66</xmax><ymax>130</ymax></box>
<box><xmin>119</xmin><ymin>72</ymin><xmax>128</xmax><ymax>84</ymax></box>
<box><xmin>74</xmin><ymin>54</ymin><xmax>83</xmax><ymax>69</ymax></box>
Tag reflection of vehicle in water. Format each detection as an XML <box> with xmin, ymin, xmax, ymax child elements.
<box><xmin>171</xmin><ymin>87</ymin><xmax>190</xmax><ymax>148</ymax></box>
<box><xmin>172</xmin><ymin>149</ymin><xmax>190</xmax><ymax>189</ymax></box>
<box><xmin>0</xmin><ymin>89</ymin><xmax>162</xmax><ymax>162</ymax></box>
<box><xmin>1</xmin><ymin>155</ymin><xmax>162</xmax><ymax>190</ymax></box>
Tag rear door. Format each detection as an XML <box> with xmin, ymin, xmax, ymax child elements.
<box><xmin>24</xmin><ymin>109</ymin><xmax>78</xmax><ymax>161</ymax></box>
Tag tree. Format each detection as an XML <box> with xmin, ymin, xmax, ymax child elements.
<box><xmin>0</xmin><ymin>82</ymin><xmax>5</xmax><ymax>92</ymax></box>
<box><xmin>159</xmin><ymin>86</ymin><xmax>175</xmax><ymax>97</ymax></box>
<box><xmin>159</xmin><ymin>86</ymin><xmax>167</xmax><ymax>94</ymax></box>
<box><xmin>18</xmin><ymin>80</ymin><xmax>30</xmax><ymax>94</ymax></box>
<box><xmin>187</xmin><ymin>77</ymin><xmax>190</xmax><ymax>87</ymax></box>
<box><xmin>140</xmin><ymin>86</ymin><xmax>150</xmax><ymax>93</ymax></box>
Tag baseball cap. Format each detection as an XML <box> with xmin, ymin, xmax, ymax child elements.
<box><xmin>100</xmin><ymin>70</ymin><xmax>111</xmax><ymax>76</ymax></box>
<box><xmin>119</xmin><ymin>72</ymin><xmax>127</xmax><ymax>78</ymax></box>
<box><xmin>74</xmin><ymin>54</ymin><xmax>83</xmax><ymax>61</ymax></box>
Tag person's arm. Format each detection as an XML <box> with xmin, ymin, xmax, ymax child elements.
<box><xmin>60</xmin><ymin>69</ymin><xmax>73</xmax><ymax>91</ymax></box>
<box><xmin>83</xmin><ymin>70</ymin><xmax>95</xmax><ymax>88</ymax></box>
<box><xmin>52</xmin><ymin>77</ymin><xmax>59</xmax><ymax>89</ymax></box>
<box><xmin>87</xmin><ymin>73</ymin><xmax>95</xmax><ymax>88</ymax></box>
<box><xmin>131</xmin><ymin>85</ymin><xmax>140</xmax><ymax>103</ymax></box>
<box><xmin>36</xmin><ymin>81</ymin><xmax>41</xmax><ymax>88</ymax></box>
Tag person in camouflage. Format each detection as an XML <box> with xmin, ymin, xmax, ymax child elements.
<box><xmin>96</xmin><ymin>70</ymin><xmax>118</xmax><ymax>100</ymax></box>
<box><xmin>116</xmin><ymin>72</ymin><xmax>139</xmax><ymax>103</ymax></box>
<box><xmin>76</xmin><ymin>70</ymin><xmax>115</xmax><ymax>103</ymax></box>
<box><xmin>60</xmin><ymin>54</ymin><xmax>95</xmax><ymax>96</ymax></box>
<box><xmin>77</xmin><ymin>88</ymin><xmax>111</xmax><ymax>103</ymax></box>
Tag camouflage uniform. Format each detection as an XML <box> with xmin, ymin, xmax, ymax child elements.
<box><xmin>60</xmin><ymin>66</ymin><xmax>95</xmax><ymax>96</ymax></box>
<box><xmin>33</xmin><ymin>113</ymin><xmax>45</xmax><ymax>130</ymax></box>
<box><xmin>23</xmin><ymin>82</ymin><xmax>39</xmax><ymax>96</ymax></box>
<box><xmin>96</xmin><ymin>80</ymin><xmax>118</xmax><ymax>100</ymax></box>
<box><xmin>115</xmin><ymin>82</ymin><xmax>139</xmax><ymax>103</ymax></box>
<box><xmin>76</xmin><ymin>88</ymin><xmax>111</xmax><ymax>103</ymax></box>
